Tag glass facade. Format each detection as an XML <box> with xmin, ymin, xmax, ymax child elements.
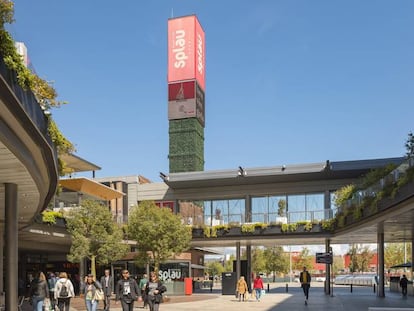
<box><xmin>180</xmin><ymin>192</ymin><xmax>334</xmax><ymax>225</ymax></box>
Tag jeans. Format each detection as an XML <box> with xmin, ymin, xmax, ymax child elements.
<box><xmin>85</xmin><ymin>299</ymin><xmax>98</xmax><ymax>311</ymax></box>
<box><xmin>302</xmin><ymin>284</ymin><xmax>310</xmax><ymax>299</ymax></box>
<box><xmin>120</xmin><ymin>299</ymin><xmax>134</xmax><ymax>311</ymax></box>
<box><xmin>147</xmin><ymin>299</ymin><xmax>160</xmax><ymax>311</ymax></box>
<box><xmin>57</xmin><ymin>297</ymin><xmax>71</xmax><ymax>311</ymax></box>
<box><xmin>31</xmin><ymin>296</ymin><xmax>44</xmax><ymax>311</ymax></box>
<box><xmin>254</xmin><ymin>288</ymin><xmax>262</xmax><ymax>300</ymax></box>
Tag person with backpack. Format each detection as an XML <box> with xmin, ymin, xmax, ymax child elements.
<box><xmin>30</xmin><ymin>271</ymin><xmax>49</xmax><ymax>311</ymax></box>
<box><xmin>115</xmin><ymin>270</ymin><xmax>140</xmax><ymax>311</ymax></box>
<box><xmin>54</xmin><ymin>272</ymin><xmax>75</xmax><ymax>311</ymax></box>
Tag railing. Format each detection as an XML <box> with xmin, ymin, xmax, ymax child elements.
<box><xmin>183</xmin><ymin>208</ymin><xmax>336</xmax><ymax>227</ymax></box>
<box><xmin>0</xmin><ymin>54</ymin><xmax>53</xmax><ymax>147</ymax></box>
<box><xmin>339</xmin><ymin>156</ymin><xmax>414</xmax><ymax>215</ymax></box>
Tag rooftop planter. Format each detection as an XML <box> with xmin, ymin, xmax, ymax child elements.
<box><xmin>192</xmin><ymin>220</ymin><xmax>332</xmax><ymax>238</ymax></box>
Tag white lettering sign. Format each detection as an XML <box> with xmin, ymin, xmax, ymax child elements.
<box><xmin>159</xmin><ymin>269</ymin><xmax>181</xmax><ymax>281</ymax></box>
<box><xmin>173</xmin><ymin>30</ymin><xmax>188</xmax><ymax>69</ymax></box>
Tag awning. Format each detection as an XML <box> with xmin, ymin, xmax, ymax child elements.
<box><xmin>59</xmin><ymin>178</ymin><xmax>125</xmax><ymax>201</ymax></box>
<box><xmin>390</xmin><ymin>262</ymin><xmax>412</xmax><ymax>269</ymax></box>
<box><xmin>61</xmin><ymin>153</ymin><xmax>101</xmax><ymax>173</ymax></box>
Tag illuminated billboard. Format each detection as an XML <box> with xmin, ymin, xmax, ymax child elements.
<box><xmin>168</xmin><ymin>80</ymin><xmax>205</xmax><ymax>127</ymax></box>
<box><xmin>168</xmin><ymin>15</ymin><xmax>205</xmax><ymax>91</ymax></box>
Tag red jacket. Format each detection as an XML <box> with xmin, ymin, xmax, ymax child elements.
<box><xmin>253</xmin><ymin>277</ymin><xmax>264</xmax><ymax>289</ymax></box>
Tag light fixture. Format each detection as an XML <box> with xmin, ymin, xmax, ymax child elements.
<box><xmin>238</xmin><ymin>166</ymin><xmax>247</xmax><ymax>177</ymax></box>
<box><xmin>159</xmin><ymin>172</ymin><xmax>169</xmax><ymax>182</ymax></box>
<box><xmin>281</xmin><ymin>165</ymin><xmax>286</xmax><ymax>171</ymax></box>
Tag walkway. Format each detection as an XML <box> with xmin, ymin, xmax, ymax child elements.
<box><xmin>21</xmin><ymin>283</ymin><xmax>414</xmax><ymax>311</ymax></box>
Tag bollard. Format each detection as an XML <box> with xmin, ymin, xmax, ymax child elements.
<box><xmin>350</xmin><ymin>284</ymin><xmax>353</xmax><ymax>293</ymax></box>
<box><xmin>373</xmin><ymin>284</ymin><xmax>376</xmax><ymax>293</ymax></box>
<box><xmin>267</xmin><ymin>283</ymin><xmax>270</xmax><ymax>292</ymax></box>
<box><xmin>286</xmin><ymin>283</ymin><xmax>288</xmax><ymax>292</ymax></box>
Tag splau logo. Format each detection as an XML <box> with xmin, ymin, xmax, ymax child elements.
<box><xmin>173</xmin><ymin>30</ymin><xmax>188</xmax><ymax>69</ymax></box>
<box><xmin>159</xmin><ymin>269</ymin><xmax>182</xmax><ymax>281</ymax></box>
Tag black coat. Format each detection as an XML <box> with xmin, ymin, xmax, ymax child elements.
<box><xmin>115</xmin><ymin>278</ymin><xmax>140</xmax><ymax>302</ymax></box>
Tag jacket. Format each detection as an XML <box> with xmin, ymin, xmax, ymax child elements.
<box><xmin>100</xmin><ymin>275</ymin><xmax>114</xmax><ymax>296</ymax></box>
<box><xmin>80</xmin><ymin>280</ymin><xmax>102</xmax><ymax>300</ymax></box>
<box><xmin>253</xmin><ymin>277</ymin><xmax>264</xmax><ymax>289</ymax></box>
<box><xmin>300</xmin><ymin>271</ymin><xmax>311</xmax><ymax>285</ymax></box>
<box><xmin>145</xmin><ymin>281</ymin><xmax>167</xmax><ymax>303</ymax></box>
<box><xmin>115</xmin><ymin>278</ymin><xmax>140</xmax><ymax>302</ymax></box>
<box><xmin>236</xmin><ymin>279</ymin><xmax>248</xmax><ymax>294</ymax></box>
<box><xmin>54</xmin><ymin>278</ymin><xmax>75</xmax><ymax>299</ymax></box>
<box><xmin>30</xmin><ymin>279</ymin><xmax>49</xmax><ymax>299</ymax></box>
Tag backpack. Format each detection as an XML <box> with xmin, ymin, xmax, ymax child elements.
<box><xmin>59</xmin><ymin>281</ymin><xmax>69</xmax><ymax>297</ymax></box>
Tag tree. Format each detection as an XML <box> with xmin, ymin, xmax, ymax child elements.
<box><xmin>263</xmin><ymin>246</ymin><xmax>289</xmax><ymax>281</ymax></box>
<box><xmin>205</xmin><ymin>261</ymin><xmax>224</xmax><ymax>278</ymax></box>
<box><xmin>127</xmin><ymin>201</ymin><xmax>191</xmax><ymax>274</ymax></box>
<box><xmin>65</xmin><ymin>200</ymin><xmax>128</xmax><ymax>277</ymax></box>
<box><xmin>251</xmin><ymin>247</ymin><xmax>266</xmax><ymax>274</ymax></box>
<box><xmin>224</xmin><ymin>254</ymin><xmax>236</xmax><ymax>272</ymax></box>
<box><xmin>385</xmin><ymin>243</ymin><xmax>411</xmax><ymax>269</ymax></box>
<box><xmin>293</xmin><ymin>247</ymin><xmax>314</xmax><ymax>272</ymax></box>
<box><xmin>332</xmin><ymin>256</ymin><xmax>345</xmax><ymax>274</ymax></box>
<box><xmin>405</xmin><ymin>132</ymin><xmax>414</xmax><ymax>158</ymax></box>
<box><xmin>348</xmin><ymin>244</ymin><xmax>374</xmax><ymax>273</ymax></box>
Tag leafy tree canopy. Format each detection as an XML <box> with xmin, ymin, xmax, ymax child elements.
<box><xmin>128</xmin><ymin>201</ymin><xmax>191</xmax><ymax>273</ymax></box>
<box><xmin>65</xmin><ymin>200</ymin><xmax>128</xmax><ymax>268</ymax></box>
<box><xmin>264</xmin><ymin>246</ymin><xmax>289</xmax><ymax>279</ymax></box>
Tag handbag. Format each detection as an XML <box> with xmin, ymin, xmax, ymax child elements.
<box><xmin>94</xmin><ymin>289</ymin><xmax>105</xmax><ymax>301</ymax></box>
<box><xmin>44</xmin><ymin>298</ymin><xmax>51</xmax><ymax>311</ymax></box>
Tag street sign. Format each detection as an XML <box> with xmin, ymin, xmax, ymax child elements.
<box><xmin>316</xmin><ymin>252</ymin><xmax>333</xmax><ymax>264</ymax></box>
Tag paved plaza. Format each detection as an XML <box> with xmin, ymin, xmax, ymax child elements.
<box><xmin>20</xmin><ymin>283</ymin><xmax>414</xmax><ymax>311</ymax></box>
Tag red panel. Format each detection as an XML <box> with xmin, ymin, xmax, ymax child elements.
<box><xmin>168</xmin><ymin>81</ymin><xmax>195</xmax><ymax>101</ymax></box>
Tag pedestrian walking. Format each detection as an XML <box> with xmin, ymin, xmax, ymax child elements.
<box><xmin>115</xmin><ymin>270</ymin><xmax>140</xmax><ymax>311</ymax></box>
<box><xmin>54</xmin><ymin>272</ymin><xmax>75</xmax><ymax>311</ymax></box>
<box><xmin>400</xmin><ymin>274</ymin><xmax>408</xmax><ymax>297</ymax></box>
<box><xmin>300</xmin><ymin>266</ymin><xmax>311</xmax><ymax>305</ymax></box>
<box><xmin>139</xmin><ymin>273</ymin><xmax>148</xmax><ymax>308</ymax></box>
<box><xmin>80</xmin><ymin>274</ymin><xmax>103</xmax><ymax>311</ymax></box>
<box><xmin>100</xmin><ymin>269</ymin><xmax>113</xmax><ymax>311</ymax></box>
<box><xmin>145</xmin><ymin>271</ymin><xmax>167</xmax><ymax>311</ymax></box>
<box><xmin>30</xmin><ymin>271</ymin><xmax>49</xmax><ymax>311</ymax></box>
<box><xmin>236</xmin><ymin>276</ymin><xmax>248</xmax><ymax>302</ymax></box>
<box><xmin>253</xmin><ymin>274</ymin><xmax>264</xmax><ymax>302</ymax></box>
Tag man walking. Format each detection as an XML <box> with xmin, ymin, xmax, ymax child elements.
<box><xmin>100</xmin><ymin>269</ymin><xmax>113</xmax><ymax>311</ymax></box>
<box><xmin>300</xmin><ymin>266</ymin><xmax>311</xmax><ymax>305</ymax></box>
<box><xmin>400</xmin><ymin>274</ymin><xmax>408</xmax><ymax>297</ymax></box>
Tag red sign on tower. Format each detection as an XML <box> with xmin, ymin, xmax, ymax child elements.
<box><xmin>168</xmin><ymin>15</ymin><xmax>205</xmax><ymax>91</ymax></box>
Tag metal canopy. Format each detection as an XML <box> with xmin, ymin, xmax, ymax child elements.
<box><xmin>164</xmin><ymin>157</ymin><xmax>404</xmax><ymax>189</ymax></box>
<box><xmin>59</xmin><ymin>177</ymin><xmax>125</xmax><ymax>201</ymax></box>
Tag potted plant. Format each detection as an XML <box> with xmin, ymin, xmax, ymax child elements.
<box><xmin>275</xmin><ymin>199</ymin><xmax>288</xmax><ymax>224</ymax></box>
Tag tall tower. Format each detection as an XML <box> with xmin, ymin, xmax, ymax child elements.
<box><xmin>167</xmin><ymin>15</ymin><xmax>206</xmax><ymax>173</ymax></box>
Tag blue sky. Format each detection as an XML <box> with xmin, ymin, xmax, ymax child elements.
<box><xmin>7</xmin><ymin>0</ymin><xmax>414</xmax><ymax>182</ymax></box>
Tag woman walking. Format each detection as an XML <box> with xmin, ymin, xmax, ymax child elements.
<box><xmin>236</xmin><ymin>276</ymin><xmax>248</xmax><ymax>302</ymax></box>
<box><xmin>80</xmin><ymin>274</ymin><xmax>103</xmax><ymax>311</ymax></box>
<box><xmin>30</xmin><ymin>271</ymin><xmax>49</xmax><ymax>311</ymax></box>
<box><xmin>54</xmin><ymin>272</ymin><xmax>75</xmax><ymax>311</ymax></box>
<box><xmin>253</xmin><ymin>274</ymin><xmax>264</xmax><ymax>302</ymax></box>
<box><xmin>145</xmin><ymin>272</ymin><xmax>167</xmax><ymax>311</ymax></box>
